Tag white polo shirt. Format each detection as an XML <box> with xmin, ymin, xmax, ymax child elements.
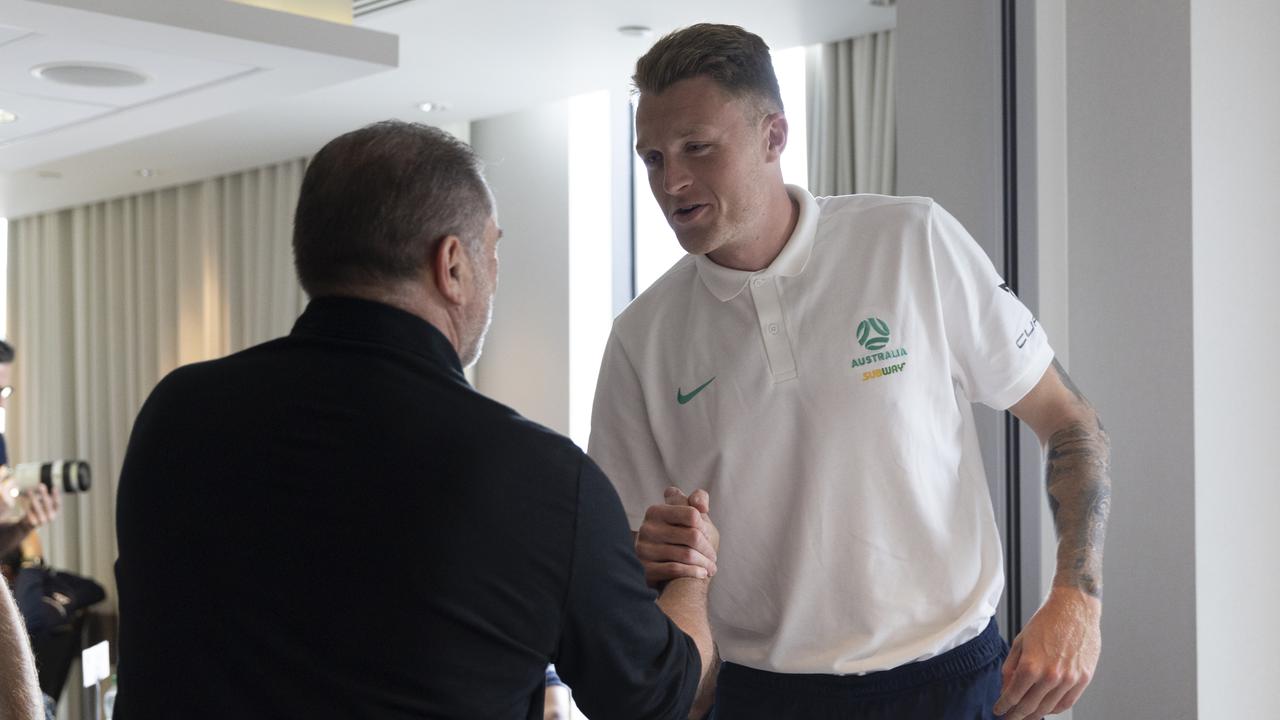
<box><xmin>588</xmin><ymin>186</ymin><xmax>1053</xmax><ymax>675</ymax></box>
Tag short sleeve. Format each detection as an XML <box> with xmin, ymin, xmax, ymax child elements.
<box><xmin>555</xmin><ymin>456</ymin><xmax>700</xmax><ymax>720</ymax></box>
<box><xmin>587</xmin><ymin>328</ymin><xmax>671</xmax><ymax>530</ymax></box>
<box><xmin>930</xmin><ymin>202</ymin><xmax>1054</xmax><ymax>410</ymax></box>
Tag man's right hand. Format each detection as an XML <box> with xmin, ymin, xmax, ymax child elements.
<box><xmin>0</xmin><ymin>472</ymin><xmax>60</xmax><ymax>532</ymax></box>
<box><xmin>636</xmin><ymin>487</ymin><xmax>719</xmax><ymax>588</ymax></box>
<box><xmin>15</xmin><ymin>483</ymin><xmax>60</xmax><ymax>533</ymax></box>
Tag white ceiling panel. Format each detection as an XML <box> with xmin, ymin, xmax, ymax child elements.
<box><xmin>0</xmin><ymin>89</ymin><xmax>108</xmax><ymax>143</ymax></box>
<box><xmin>0</xmin><ymin>34</ymin><xmax>256</xmax><ymax>108</ymax></box>
<box><xmin>0</xmin><ymin>23</ymin><xmax>33</xmax><ymax>47</ymax></box>
<box><xmin>0</xmin><ymin>0</ymin><xmax>397</xmax><ymax>197</ymax></box>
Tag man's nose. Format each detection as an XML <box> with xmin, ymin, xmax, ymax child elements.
<box><xmin>662</xmin><ymin>158</ymin><xmax>693</xmax><ymax>196</ymax></box>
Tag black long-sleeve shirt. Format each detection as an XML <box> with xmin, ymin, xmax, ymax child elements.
<box><xmin>114</xmin><ymin>297</ymin><xmax>699</xmax><ymax>719</ymax></box>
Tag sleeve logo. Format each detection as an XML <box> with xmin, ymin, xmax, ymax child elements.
<box><xmin>1016</xmin><ymin>317</ymin><xmax>1039</xmax><ymax>348</ymax></box>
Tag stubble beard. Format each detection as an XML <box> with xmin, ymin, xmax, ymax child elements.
<box><xmin>673</xmin><ymin>197</ymin><xmax>763</xmax><ymax>261</ymax></box>
<box><xmin>459</xmin><ymin>269</ymin><xmax>495</xmax><ymax>369</ymax></box>
<box><xmin>673</xmin><ymin>212</ymin><xmax>728</xmax><ymax>257</ymax></box>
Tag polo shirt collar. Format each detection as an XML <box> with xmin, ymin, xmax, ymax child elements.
<box><xmin>291</xmin><ymin>295</ymin><xmax>466</xmax><ymax>380</ymax></box>
<box><xmin>694</xmin><ymin>184</ymin><xmax>819</xmax><ymax>302</ymax></box>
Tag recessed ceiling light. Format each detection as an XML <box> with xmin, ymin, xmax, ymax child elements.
<box><xmin>618</xmin><ymin>25</ymin><xmax>653</xmax><ymax>38</ymax></box>
<box><xmin>137</xmin><ymin>169</ymin><xmax>156</xmax><ymax>178</ymax></box>
<box><xmin>418</xmin><ymin>101</ymin><xmax>449</xmax><ymax>113</ymax></box>
<box><xmin>32</xmin><ymin>62</ymin><xmax>149</xmax><ymax>88</ymax></box>
<box><xmin>0</xmin><ymin>110</ymin><xmax>17</xmax><ymax>124</ymax></box>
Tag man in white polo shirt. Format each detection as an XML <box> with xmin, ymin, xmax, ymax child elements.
<box><xmin>588</xmin><ymin>24</ymin><xmax>1112</xmax><ymax>720</ymax></box>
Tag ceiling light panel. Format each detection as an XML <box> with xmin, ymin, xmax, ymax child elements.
<box><xmin>0</xmin><ymin>35</ymin><xmax>254</xmax><ymax>108</ymax></box>
<box><xmin>33</xmin><ymin>62</ymin><xmax>149</xmax><ymax>88</ymax></box>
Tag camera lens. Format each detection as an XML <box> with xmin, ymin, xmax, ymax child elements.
<box><xmin>13</xmin><ymin>460</ymin><xmax>92</xmax><ymax>494</ymax></box>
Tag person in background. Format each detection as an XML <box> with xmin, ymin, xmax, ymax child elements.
<box><xmin>590</xmin><ymin>24</ymin><xmax>1111</xmax><ymax>720</ymax></box>
<box><xmin>0</xmin><ymin>341</ymin><xmax>62</xmax><ymax>560</ymax></box>
<box><xmin>115</xmin><ymin>120</ymin><xmax>717</xmax><ymax>719</ymax></box>
<box><xmin>0</xmin><ymin>341</ymin><xmax>66</xmax><ymax>720</ymax></box>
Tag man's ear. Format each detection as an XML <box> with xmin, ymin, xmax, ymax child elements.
<box><xmin>432</xmin><ymin>234</ymin><xmax>472</xmax><ymax>306</ymax></box>
<box><xmin>764</xmin><ymin>112</ymin><xmax>789</xmax><ymax>162</ymax></box>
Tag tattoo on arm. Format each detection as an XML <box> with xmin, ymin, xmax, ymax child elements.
<box><xmin>1045</xmin><ymin>363</ymin><xmax>1112</xmax><ymax>599</ymax></box>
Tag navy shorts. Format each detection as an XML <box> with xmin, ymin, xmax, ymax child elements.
<box><xmin>710</xmin><ymin>619</ymin><xmax>1008</xmax><ymax>720</ymax></box>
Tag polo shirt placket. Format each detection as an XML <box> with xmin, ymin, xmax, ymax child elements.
<box><xmin>749</xmin><ymin>275</ymin><xmax>797</xmax><ymax>383</ymax></box>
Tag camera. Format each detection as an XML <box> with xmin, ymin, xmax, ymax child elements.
<box><xmin>6</xmin><ymin>460</ymin><xmax>92</xmax><ymax>496</ymax></box>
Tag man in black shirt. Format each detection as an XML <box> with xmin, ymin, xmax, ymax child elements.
<box><xmin>114</xmin><ymin>120</ymin><xmax>717</xmax><ymax>719</ymax></box>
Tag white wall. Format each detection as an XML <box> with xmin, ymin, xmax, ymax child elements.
<box><xmin>1058</xmin><ymin>4</ymin><xmax>1280</xmax><ymax>716</ymax></box>
<box><xmin>469</xmin><ymin>93</ymin><xmax>627</xmax><ymax>443</ymax></box>
<box><xmin>1064</xmin><ymin>3</ymin><xmax>1198</xmax><ymax>718</ymax></box>
<box><xmin>903</xmin><ymin>3</ymin><xmax>1280</xmax><ymax>717</ymax></box>
<box><xmin>900</xmin><ymin>2</ymin><xmax>1280</xmax><ymax>717</ymax></box>
<box><xmin>1191</xmin><ymin>1</ymin><xmax>1280</xmax><ymax>716</ymax></box>
<box><xmin>567</xmin><ymin>90</ymin><xmax>616</xmax><ymax>448</ymax></box>
<box><xmin>896</xmin><ymin>0</ymin><xmax>1002</xmax><ymax>243</ymax></box>
<box><xmin>1032</xmin><ymin>0</ymin><xmax>1070</xmax><ymax>612</ymax></box>
<box><xmin>471</xmin><ymin>102</ymin><xmax>573</xmax><ymax>434</ymax></box>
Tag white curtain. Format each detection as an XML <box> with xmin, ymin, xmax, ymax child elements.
<box><xmin>5</xmin><ymin>158</ymin><xmax>309</xmax><ymax>628</ymax></box>
<box><xmin>806</xmin><ymin>30</ymin><xmax>897</xmax><ymax>196</ymax></box>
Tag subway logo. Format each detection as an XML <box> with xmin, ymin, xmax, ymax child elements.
<box><xmin>862</xmin><ymin>362</ymin><xmax>907</xmax><ymax>382</ymax></box>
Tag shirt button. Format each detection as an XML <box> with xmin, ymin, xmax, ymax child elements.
<box><xmin>768</xmin><ymin>323</ymin><xmax>779</xmax><ymax>335</ymax></box>
<box><xmin>752</xmin><ymin>277</ymin><xmax>766</xmax><ymax>288</ymax></box>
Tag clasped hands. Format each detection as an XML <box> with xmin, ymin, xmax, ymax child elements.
<box><xmin>635</xmin><ymin>486</ymin><xmax>719</xmax><ymax>588</ymax></box>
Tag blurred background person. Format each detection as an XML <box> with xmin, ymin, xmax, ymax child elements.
<box><xmin>0</xmin><ymin>340</ymin><xmax>62</xmax><ymax>559</ymax></box>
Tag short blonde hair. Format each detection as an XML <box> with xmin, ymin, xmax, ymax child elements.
<box><xmin>633</xmin><ymin>23</ymin><xmax>783</xmax><ymax>114</ymax></box>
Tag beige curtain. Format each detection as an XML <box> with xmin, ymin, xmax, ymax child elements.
<box><xmin>5</xmin><ymin>158</ymin><xmax>309</xmax><ymax>630</ymax></box>
<box><xmin>806</xmin><ymin>30</ymin><xmax>897</xmax><ymax>196</ymax></box>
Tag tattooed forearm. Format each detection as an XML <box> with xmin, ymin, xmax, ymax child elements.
<box><xmin>1046</xmin><ymin>417</ymin><xmax>1112</xmax><ymax>599</ymax></box>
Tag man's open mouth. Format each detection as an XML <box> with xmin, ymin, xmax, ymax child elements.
<box><xmin>673</xmin><ymin>203</ymin><xmax>706</xmax><ymax>219</ymax></box>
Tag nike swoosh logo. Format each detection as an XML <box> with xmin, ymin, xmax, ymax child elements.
<box><xmin>677</xmin><ymin>377</ymin><xmax>716</xmax><ymax>405</ymax></box>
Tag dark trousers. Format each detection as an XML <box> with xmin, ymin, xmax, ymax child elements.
<box><xmin>711</xmin><ymin>619</ymin><xmax>1007</xmax><ymax>720</ymax></box>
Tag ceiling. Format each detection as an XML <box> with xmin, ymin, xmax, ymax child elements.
<box><xmin>0</xmin><ymin>0</ymin><xmax>895</xmax><ymax>218</ymax></box>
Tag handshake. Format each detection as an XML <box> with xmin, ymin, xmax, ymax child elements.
<box><xmin>636</xmin><ymin>486</ymin><xmax>720</xmax><ymax>589</ymax></box>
